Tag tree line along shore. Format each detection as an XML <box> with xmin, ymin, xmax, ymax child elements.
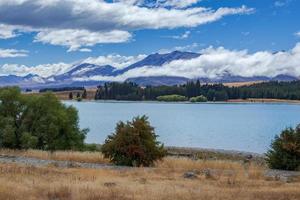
<box><xmin>34</xmin><ymin>80</ymin><xmax>300</xmax><ymax>103</ymax></box>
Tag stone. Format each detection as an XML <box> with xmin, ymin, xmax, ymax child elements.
<box><xmin>183</xmin><ymin>171</ymin><xmax>198</xmax><ymax>179</ymax></box>
<box><xmin>264</xmin><ymin>169</ymin><xmax>300</xmax><ymax>183</ymax></box>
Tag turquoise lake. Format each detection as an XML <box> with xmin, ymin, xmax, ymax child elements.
<box><xmin>64</xmin><ymin>101</ymin><xmax>300</xmax><ymax>153</ymax></box>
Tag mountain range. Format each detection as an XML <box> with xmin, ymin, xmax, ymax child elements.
<box><xmin>0</xmin><ymin>51</ymin><xmax>298</xmax><ymax>89</ymax></box>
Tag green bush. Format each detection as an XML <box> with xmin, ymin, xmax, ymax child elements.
<box><xmin>266</xmin><ymin>126</ymin><xmax>300</xmax><ymax>170</ymax></box>
<box><xmin>102</xmin><ymin>116</ymin><xmax>166</xmax><ymax>166</ymax></box>
<box><xmin>0</xmin><ymin>87</ymin><xmax>87</xmax><ymax>151</ymax></box>
<box><xmin>157</xmin><ymin>94</ymin><xmax>187</xmax><ymax>102</ymax></box>
<box><xmin>189</xmin><ymin>95</ymin><xmax>208</xmax><ymax>102</ymax></box>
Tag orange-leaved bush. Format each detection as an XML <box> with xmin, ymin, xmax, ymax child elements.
<box><xmin>102</xmin><ymin>116</ymin><xmax>166</xmax><ymax>167</ymax></box>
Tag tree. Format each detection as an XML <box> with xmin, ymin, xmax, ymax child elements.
<box><xmin>102</xmin><ymin>116</ymin><xmax>166</xmax><ymax>166</ymax></box>
<box><xmin>82</xmin><ymin>89</ymin><xmax>87</xmax><ymax>99</ymax></box>
<box><xmin>69</xmin><ymin>92</ymin><xmax>73</xmax><ymax>99</ymax></box>
<box><xmin>157</xmin><ymin>94</ymin><xmax>187</xmax><ymax>102</ymax></box>
<box><xmin>0</xmin><ymin>87</ymin><xmax>28</xmax><ymax>149</ymax></box>
<box><xmin>0</xmin><ymin>87</ymin><xmax>87</xmax><ymax>151</ymax></box>
<box><xmin>190</xmin><ymin>95</ymin><xmax>208</xmax><ymax>103</ymax></box>
<box><xmin>266</xmin><ymin>126</ymin><xmax>300</xmax><ymax>170</ymax></box>
<box><xmin>76</xmin><ymin>92</ymin><xmax>82</xmax><ymax>102</ymax></box>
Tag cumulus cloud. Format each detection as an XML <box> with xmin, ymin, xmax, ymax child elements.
<box><xmin>79</xmin><ymin>48</ymin><xmax>92</xmax><ymax>52</ymax></box>
<box><xmin>0</xmin><ymin>24</ymin><xmax>19</xmax><ymax>39</ymax></box>
<box><xmin>113</xmin><ymin>0</ymin><xmax>145</xmax><ymax>6</ymax></box>
<box><xmin>34</xmin><ymin>29</ymin><xmax>131</xmax><ymax>52</ymax></box>
<box><xmin>0</xmin><ymin>49</ymin><xmax>28</xmax><ymax>58</ymax></box>
<box><xmin>157</xmin><ymin>0</ymin><xmax>201</xmax><ymax>8</ymax></box>
<box><xmin>117</xmin><ymin>0</ymin><xmax>202</xmax><ymax>8</ymax></box>
<box><xmin>0</xmin><ymin>0</ymin><xmax>253</xmax><ymax>51</ymax></box>
<box><xmin>0</xmin><ymin>63</ymin><xmax>71</xmax><ymax>77</ymax></box>
<box><xmin>295</xmin><ymin>31</ymin><xmax>300</xmax><ymax>37</ymax></box>
<box><xmin>0</xmin><ymin>0</ymin><xmax>253</xmax><ymax>30</ymax></box>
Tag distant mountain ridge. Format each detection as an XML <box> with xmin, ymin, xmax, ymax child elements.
<box><xmin>0</xmin><ymin>50</ymin><xmax>299</xmax><ymax>89</ymax></box>
<box><xmin>115</xmin><ymin>51</ymin><xmax>200</xmax><ymax>75</ymax></box>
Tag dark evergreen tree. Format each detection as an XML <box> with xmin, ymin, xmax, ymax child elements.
<box><xmin>69</xmin><ymin>92</ymin><xmax>73</xmax><ymax>100</ymax></box>
<box><xmin>82</xmin><ymin>89</ymin><xmax>87</xmax><ymax>99</ymax></box>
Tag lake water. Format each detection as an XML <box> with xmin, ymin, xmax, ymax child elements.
<box><xmin>64</xmin><ymin>101</ymin><xmax>300</xmax><ymax>153</ymax></box>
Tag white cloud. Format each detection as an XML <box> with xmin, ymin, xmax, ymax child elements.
<box><xmin>0</xmin><ymin>0</ymin><xmax>254</xmax><ymax>50</ymax></box>
<box><xmin>0</xmin><ymin>63</ymin><xmax>71</xmax><ymax>77</ymax></box>
<box><xmin>82</xmin><ymin>54</ymin><xmax>147</xmax><ymax>69</ymax></box>
<box><xmin>0</xmin><ymin>54</ymin><xmax>146</xmax><ymax>77</ymax></box>
<box><xmin>34</xmin><ymin>29</ymin><xmax>131</xmax><ymax>52</ymax></box>
<box><xmin>114</xmin><ymin>0</ymin><xmax>200</xmax><ymax>8</ymax></box>
<box><xmin>79</xmin><ymin>48</ymin><xmax>92</xmax><ymax>53</ymax></box>
<box><xmin>158</xmin><ymin>43</ymin><xmax>200</xmax><ymax>53</ymax></box>
<box><xmin>0</xmin><ymin>24</ymin><xmax>19</xmax><ymax>39</ymax></box>
<box><xmin>157</xmin><ymin>0</ymin><xmax>201</xmax><ymax>8</ymax></box>
<box><xmin>0</xmin><ymin>49</ymin><xmax>28</xmax><ymax>58</ymax></box>
<box><xmin>0</xmin><ymin>0</ymin><xmax>253</xmax><ymax>30</ymax></box>
<box><xmin>295</xmin><ymin>31</ymin><xmax>300</xmax><ymax>37</ymax></box>
<box><xmin>171</xmin><ymin>31</ymin><xmax>191</xmax><ymax>39</ymax></box>
<box><xmin>113</xmin><ymin>0</ymin><xmax>144</xmax><ymax>6</ymax></box>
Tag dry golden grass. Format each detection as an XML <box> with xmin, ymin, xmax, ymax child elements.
<box><xmin>223</xmin><ymin>81</ymin><xmax>264</xmax><ymax>87</ymax></box>
<box><xmin>24</xmin><ymin>89</ymin><xmax>97</xmax><ymax>100</ymax></box>
<box><xmin>0</xmin><ymin>151</ymin><xmax>299</xmax><ymax>200</ymax></box>
<box><xmin>0</xmin><ymin>149</ymin><xmax>109</xmax><ymax>164</ymax></box>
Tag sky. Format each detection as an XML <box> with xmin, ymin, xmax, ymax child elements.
<box><xmin>0</xmin><ymin>0</ymin><xmax>300</xmax><ymax>79</ymax></box>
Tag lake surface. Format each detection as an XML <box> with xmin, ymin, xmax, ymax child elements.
<box><xmin>64</xmin><ymin>101</ymin><xmax>300</xmax><ymax>153</ymax></box>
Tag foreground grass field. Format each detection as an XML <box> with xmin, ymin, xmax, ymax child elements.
<box><xmin>0</xmin><ymin>150</ymin><xmax>299</xmax><ymax>200</ymax></box>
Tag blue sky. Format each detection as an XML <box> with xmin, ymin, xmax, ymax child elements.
<box><xmin>0</xmin><ymin>0</ymin><xmax>300</xmax><ymax>78</ymax></box>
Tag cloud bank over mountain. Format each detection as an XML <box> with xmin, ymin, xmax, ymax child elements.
<box><xmin>73</xmin><ymin>42</ymin><xmax>300</xmax><ymax>82</ymax></box>
<box><xmin>2</xmin><ymin>43</ymin><xmax>300</xmax><ymax>84</ymax></box>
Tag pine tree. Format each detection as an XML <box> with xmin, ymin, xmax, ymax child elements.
<box><xmin>69</xmin><ymin>92</ymin><xmax>73</xmax><ymax>99</ymax></box>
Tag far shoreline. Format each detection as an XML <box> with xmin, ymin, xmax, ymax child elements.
<box><xmin>63</xmin><ymin>98</ymin><xmax>300</xmax><ymax>105</ymax></box>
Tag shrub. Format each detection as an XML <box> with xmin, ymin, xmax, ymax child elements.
<box><xmin>266</xmin><ymin>126</ymin><xmax>300</xmax><ymax>170</ymax></box>
<box><xmin>157</xmin><ymin>94</ymin><xmax>187</xmax><ymax>102</ymax></box>
<box><xmin>189</xmin><ymin>95</ymin><xmax>208</xmax><ymax>102</ymax></box>
<box><xmin>102</xmin><ymin>116</ymin><xmax>166</xmax><ymax>166</ymax></box>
